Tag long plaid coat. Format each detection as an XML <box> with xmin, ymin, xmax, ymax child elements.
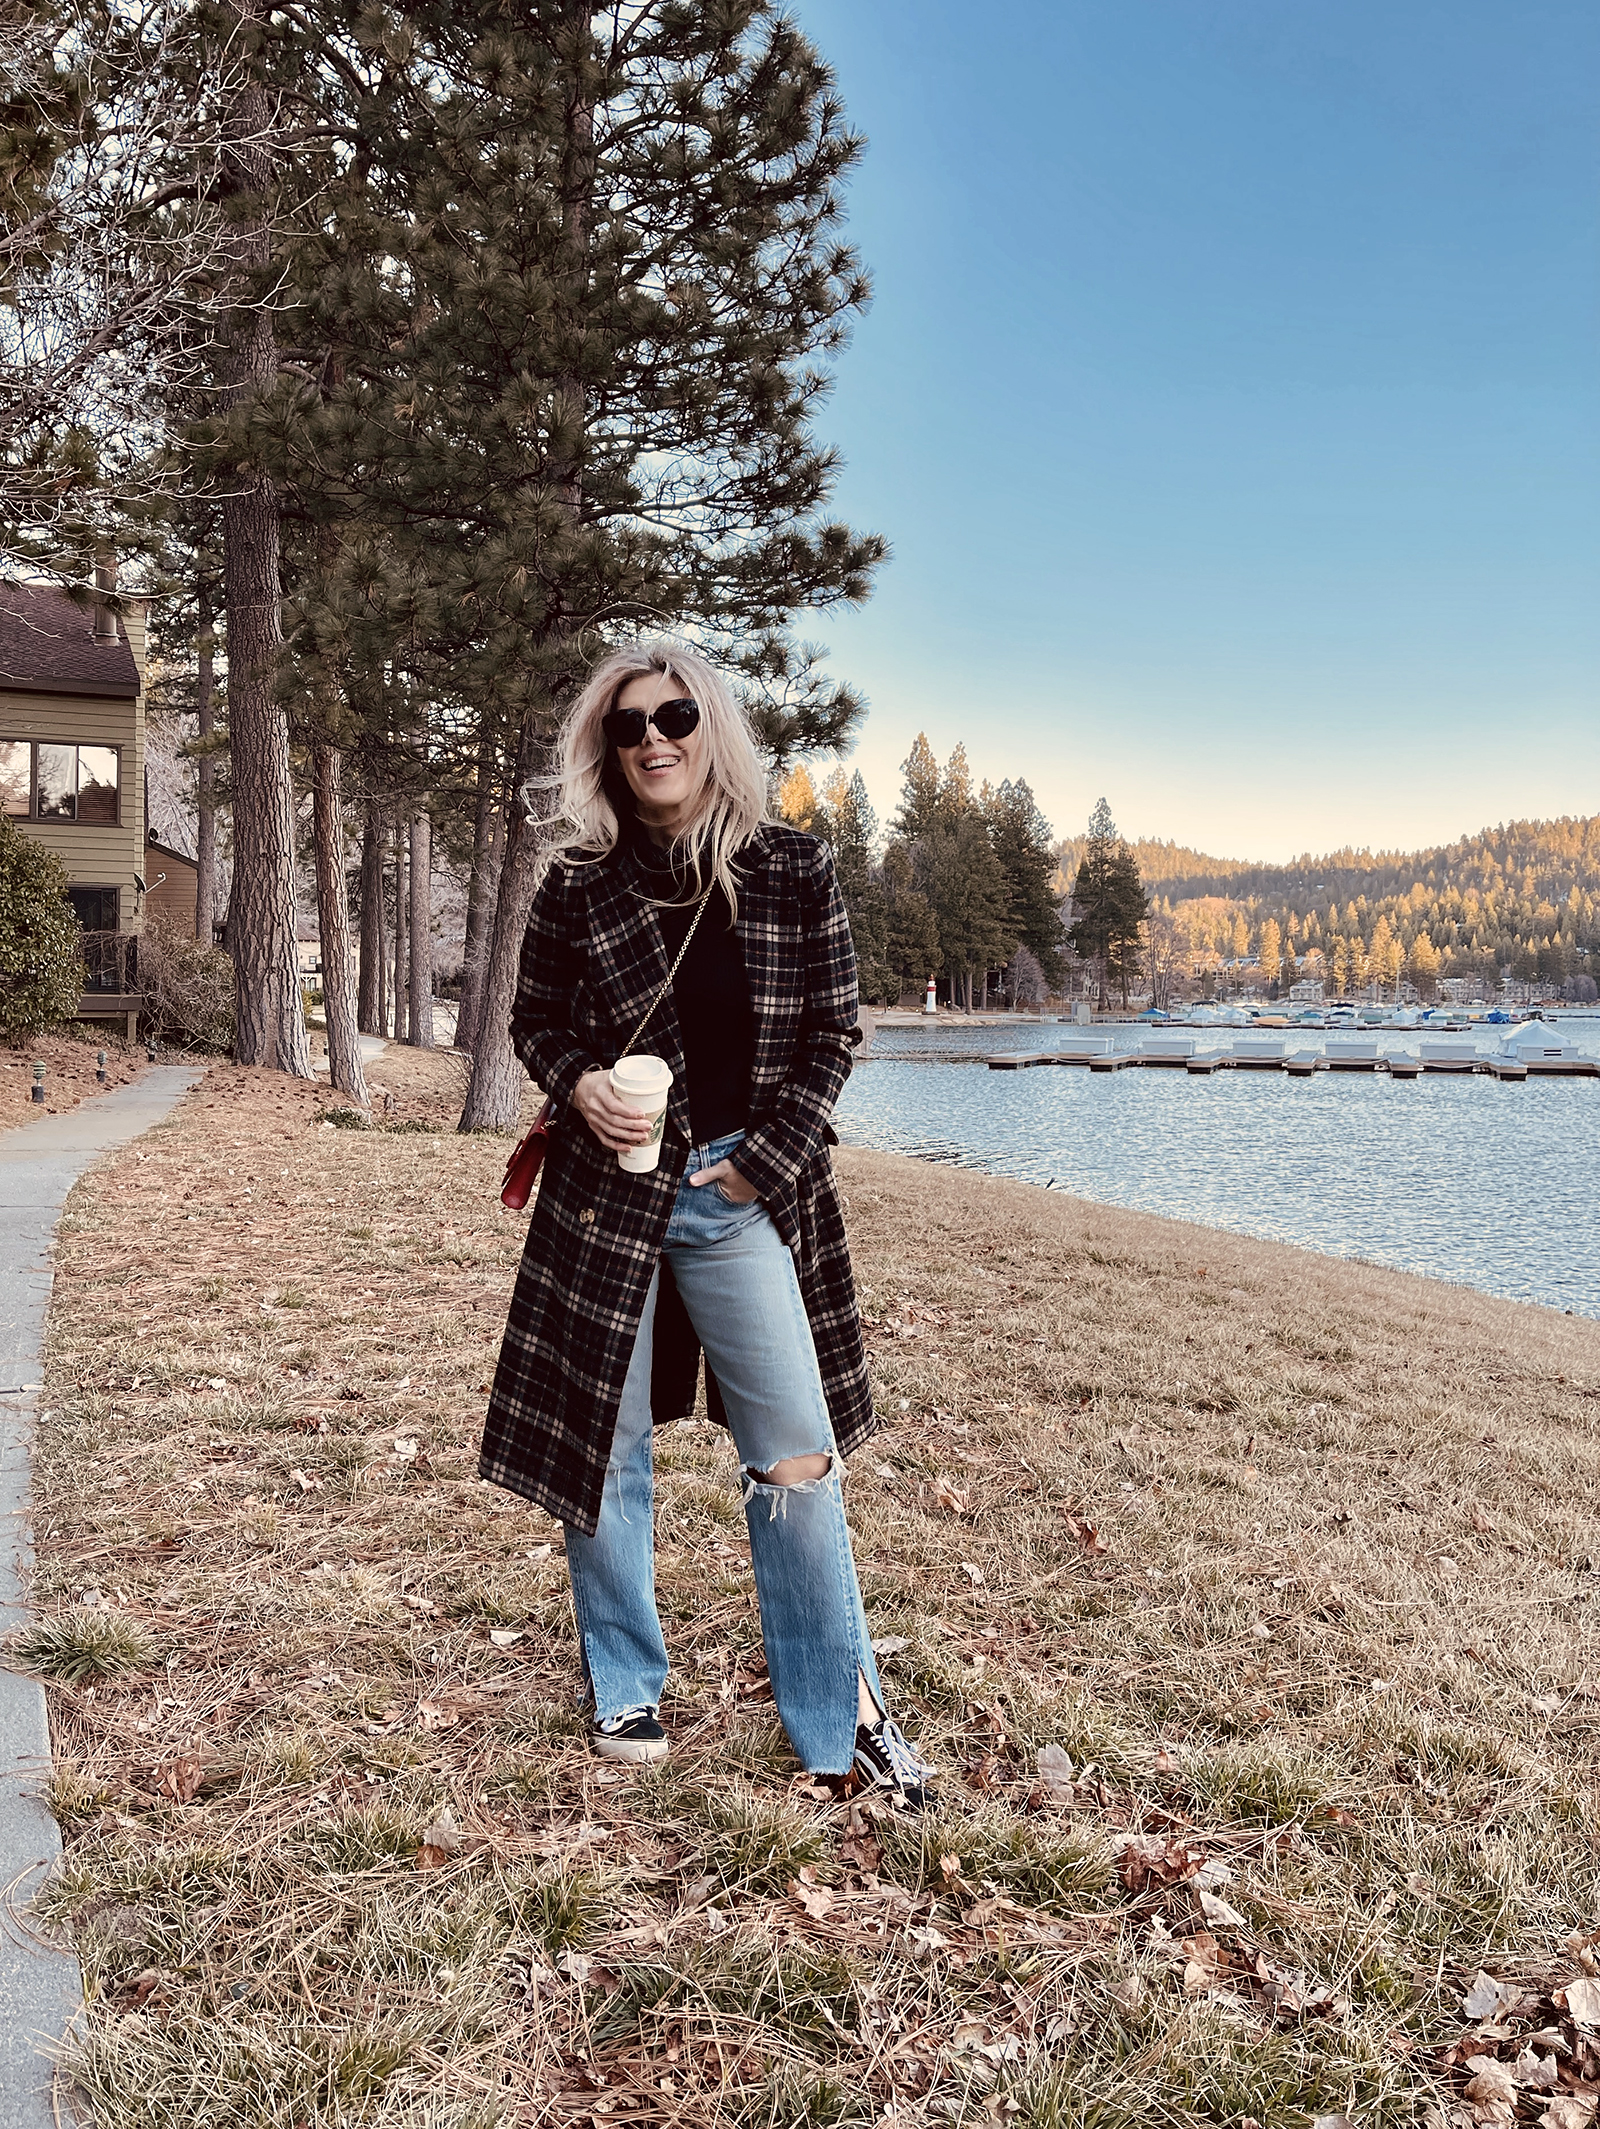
<box><xmin>479</xmin><ymin>823</ymin><xmax>877</xmax><ymax>1535</ymax></box>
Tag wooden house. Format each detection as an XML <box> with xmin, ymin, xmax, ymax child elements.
<box><xmin>0</xmin><ymin>578</ymin><xmax>149</xmax><ymax>1039</ymax></box>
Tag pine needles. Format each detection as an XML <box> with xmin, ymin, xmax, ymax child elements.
<box><xmin>18</xmin><ymin>1053</ymin><xmax>1600</xmax><ymax>2128</ymax></box>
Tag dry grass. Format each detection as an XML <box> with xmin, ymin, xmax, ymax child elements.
<box><xmin>1</xmin><ymin>1027</ymin><xmax>147</xmax><ymax>1127</ymax></box>
<box><xmin>17</xmin><ymin>1050</ymin><xmax>1600</xmax><ymax>2129</ymax></box>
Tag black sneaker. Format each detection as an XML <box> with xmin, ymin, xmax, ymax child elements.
<box><xmin>852</xmin><ymin>1717</ymin><xmax>938</xmax><ymax>1810</ymax></box>
<box><xmin>590</xmin><ymin>1705</ymin><xmax>668</xmax><ymax>1764</ymax></box>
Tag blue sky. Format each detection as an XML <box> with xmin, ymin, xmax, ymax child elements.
<box><xmin>790</xmin><ymin>0</ymin><xmax>1600</xmax><ymax>862</ymax></box>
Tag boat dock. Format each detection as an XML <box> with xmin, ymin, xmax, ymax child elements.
<box><xmin>988</xmin><ymin>1040</ymin><xmax>1597</xmax><ymax>1081</ymax></box>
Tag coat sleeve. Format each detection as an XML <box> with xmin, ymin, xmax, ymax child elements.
<box><xmin>510</xmin><ymin>861</ymin><xmax>600</xmax><ymax>1110</ymax></box>
<box><xmin>728</xmin><ymin>837</ymin><xmax>858</xmax><ymax>1201</ymax></box>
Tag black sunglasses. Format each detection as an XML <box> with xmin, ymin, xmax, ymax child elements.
<box><xmin>602</xmin><ymin>696</ymin><xmax>700</xmax><ymax>749</ymax></box>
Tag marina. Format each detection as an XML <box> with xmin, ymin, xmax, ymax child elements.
<box><xmin>982</xmin><ymin>1030</ymin><xmax>1591</xmax><ymax>1073</ymax></box>
<box><xmin>984</xmin><ymin>1021</ymin><xmax>1599</xmax><ymax>1080</ymax></box>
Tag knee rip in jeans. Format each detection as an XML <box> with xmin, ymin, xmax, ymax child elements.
<box><xmin>742</xmin><ymin>1454</ymin><xmax>836</xmax><ymax>1520</ymax></box>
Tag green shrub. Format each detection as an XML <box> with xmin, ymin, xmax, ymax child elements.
<box><xmin>0</xmin><ymin>815</ymin><xmax>85</xmax><ymax>1037</ymax></box>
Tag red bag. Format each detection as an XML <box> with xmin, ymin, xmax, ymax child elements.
<box><xmin>500</xmin><ymin>1099</ymin><xmax>553</xmax><ymax>1210</ymax></box>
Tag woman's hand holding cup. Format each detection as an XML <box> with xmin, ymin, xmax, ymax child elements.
<box><xmin>574</xmin><ymin>1067</ymin><xmax>657</xmax><ymax>1152</ymax></box>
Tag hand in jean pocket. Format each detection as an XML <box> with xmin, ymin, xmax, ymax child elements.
<box><xmin>688</xmin><ymin>1157</ymin><xmax>759</xmax><ymax>1206</ymax></box>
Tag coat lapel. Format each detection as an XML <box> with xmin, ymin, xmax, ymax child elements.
<box><xmin>583</xmin><ymin>846</ymin><xmax>691</xmax><ymax>1139</ymax></box>
<box><xmin>734</xmin><ymin>827</ymin><xmax>783</xmax><ymax>1093</ymax></box>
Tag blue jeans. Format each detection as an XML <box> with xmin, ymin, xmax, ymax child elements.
<box><xmin>563</xmin><ymin>1132</ymin><xmax>884</xmax><ymax>1773</ymax></box>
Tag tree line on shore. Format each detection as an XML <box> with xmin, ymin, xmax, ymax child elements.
<box><xmin>771</xmin><ymin>742</ymin><xmax>1153</xmax><ymax>1013</ymax></box>
<box><xmin>1063</xmin><ymin>815</ymin><xmax>1600</xmax><ymax>1000</ymax></box>
<box><xmin>2</xmin><ymin>0</ymin><xmax>883</xmax><ymax>1122</ymax></box>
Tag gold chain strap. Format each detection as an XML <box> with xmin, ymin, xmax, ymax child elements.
<box><xmin>615</xmin><ymin>887</ymin><xmax>713</xmax><ymax>1064</ymax></box>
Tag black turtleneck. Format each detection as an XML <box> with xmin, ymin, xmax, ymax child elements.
<box><xmin>632</xmin><ymin>831</ymin><xmax>754</xmax><ymax>1146</ymax></box>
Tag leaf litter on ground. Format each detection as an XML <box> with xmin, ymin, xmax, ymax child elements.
<box><xmin>14</xmin><ymin>1050</ymin><xmax>1600</xmax><ymax>2129</ymax></box>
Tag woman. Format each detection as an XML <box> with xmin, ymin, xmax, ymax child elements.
<box><xmin>480</xmin><ymin>643</ymin><xmax>934</xmax><ymax>1805</ymax></box>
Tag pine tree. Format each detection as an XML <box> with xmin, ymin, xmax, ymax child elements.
<box><xmin>817</xmin><ymin>767</ymin><xmax>892</xmax><ymax>1004</ymax></box>
<box><xmin>1407</xmin><ymin>930</ymin><xmax>1440</xmax><ymax>998</ymax></box>
<box><xmin>881</xmin><ymin>841</ymin><xmax>940</xmax><ymax>1003</ymax></box>
<box><xmin>1259</xmin><ymin>917</ymin><xmax>1281</xmax><ymax>990</ymax></box>
<box><xmin>1369</xmin><ymin>913</ymin><xmax>1402</xmax><ymax>997</ymax></box>
<box><xmin>938</xmin><ymin>742</ymin><xmax>973</xmax><ymax>818</ymax></box>
<box><xmin>777</xmin><ymin>764</ymin><xmax>818</xmax><ymax>831</ymax></box>
<box><xmin>892</xmin><ymin>734</ymin><xmax>942</xmax><ymax>841</ymax></box>
<box><xmin>986</xmin><ymin>779</ymin><xmax>1064</xmax><ymax>988</ymax></box>
<box><xmin>920</xmin><ymin>811</ymin><xmax>1014</xmax><ymax>1010</ymax></box>
<box><xmin>250</xmin><ymin>0</ymin><xmax>885</xmax><ymax>1124</ymax></box>
<box><xmin>1067</xmin><ymin>800</ymin><xmax>1146</xmax><ymax>1008</ymax></box>
<box><xmin>1104</xmin><ymin>844</ymin><xmax>1149</xmax><ymax>1005</ymax></box>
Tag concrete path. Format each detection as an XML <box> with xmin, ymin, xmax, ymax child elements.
<box><xmin>0</xmin><ymin>1066</ymin><xmax>203</xmax><ymax>2124</ymax></box>
<box><xmin>311</xmin><ymin>1031</ymin><xmax>391</xmax><ymax>1077</ymax></box>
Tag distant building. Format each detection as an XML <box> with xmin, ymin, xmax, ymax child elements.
<box><xmin>1</xmin><ymin>578</ymin><xmax>149</xmax><ymax>1038</ymax></box>
<box><xmin>1289</xmin><ymin>979</ymin><xmax>1324</xmax><ymax>1003</ymax></box>
<box><xmin>145</xmin><ymin>830</ymin><xmax>200</xmax><ymax>937</ymax></box>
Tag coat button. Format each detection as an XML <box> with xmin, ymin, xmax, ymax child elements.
<box><xmin>579</xmin><ymin>1209</ymin><xmax>595</xmax><ymax>1224</ymax></box>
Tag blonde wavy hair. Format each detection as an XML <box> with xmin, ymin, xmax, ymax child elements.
<box><xmin>542</xmin><ymin>642</ymin><xmax>769</xmax><ymax>915</ymax></box>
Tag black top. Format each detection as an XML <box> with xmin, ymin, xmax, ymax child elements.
<box><xmin>632</xmin><ymin>829</ymin><xmax>754</xmax><ymax>1146</ymax></box>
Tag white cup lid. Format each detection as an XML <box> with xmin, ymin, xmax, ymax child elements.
<box><xmin>612</xmin><ymin>1054</ymin><xmax>673</xmax><ymax>1094</ymax></box>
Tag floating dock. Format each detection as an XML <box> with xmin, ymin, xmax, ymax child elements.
<box><xmin>987</xmin><ymin>1045</ymin><xmax>1596</xmax><ymax>1081</ymax></box>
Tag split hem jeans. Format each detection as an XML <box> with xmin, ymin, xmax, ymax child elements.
<box><xmin>563</xmin><ymin>1131</ymin><xmax>883</xmax><ymax>1774</ymax></box>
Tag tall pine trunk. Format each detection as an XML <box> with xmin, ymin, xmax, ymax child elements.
<box><xmin>392</xmin><ymin>832</ymin><xmax>408</xmax><ymax>1039</ymax></box>
<box><xmin>220</xmin><ymin>23</ymin><xmax>309</xmax><ymax>1076</ymax></box>
<box><xmin>194</xmin><ymin>575</ymin><xmax>217</xmax><ymax>944</ymax></box>
<box><xmin>455</xmin><ymin>738</ymin><xmax>503</xmax><ymax>1057</ymax></box>
<box><xmin>458</xmin><ymin>723</ymin><xmax>550</xmax><ymax>1128</ymax></box>
<box><xmin>375</xmin><ymin>838</ymin><xmax>389</xmax><ymax>1038</ymax></box>
<box><xmin>357</xmin><ymin>800</ymin><xmax>382</xmax><ymax>1032</ymax></box>
<box><xmin>460</xmin><ymin>61</ymin><xmax>592</xmax><ymax>1131</ymax></box>
<box><xmin>312</xmin><ymin>743</ymin><xmax>368</xmax><ymax>1104</ymax></box>
<box><xmin>407</xmin><ymin>810</ymin><xmax>434</xmax><ymax>1049</ymax></box>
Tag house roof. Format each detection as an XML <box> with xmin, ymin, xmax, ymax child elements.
<box><xmin>0</xmin><ymin>580</ymin><xmax>141</xmax><ymax>698</ymax></box>
<box><xmin>148</xmin><ymin>829</ymin><xmax>199</xmax><ymax>871</ymax></box>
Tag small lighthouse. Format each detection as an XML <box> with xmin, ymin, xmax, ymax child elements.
<box><xmin>924</xmin><ymin>976</ymin><xmax>938</xmax><ymax>1016</ymax></box>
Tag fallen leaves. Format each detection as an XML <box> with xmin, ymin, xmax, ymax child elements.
<box><xmin>788</xmin><ymin>1866</ymin><xmax>833</xmax><ymax>1921</ymax></box>
<box><xmin>1562</xmin><ymin>1979</ymin><xmax>1600</xmax><ymax>2030</ymax></box>
<box><xmin>1540</xmin><ymin>2100</ymin><xmax>1598</xmax><ymax>2129</ymax></box>
<box><xmin>1060</xmin><ymin>1511</ymin><xmax>1108</xmax><ymax>1555</ymax></box>
<box><xmin>1465</xmin><ymin>1973</ymin><xmax>1526</xmax><ymax>2022</ymax></box>
<box><xmin>1445</xmin><ymin>1966</ymin><xmax>1600</xmax><ymax>2128</ymax></box>
<box><xmin>1196</xmin><ymin>1886</ymin><xmax>1250</xmax><ymax>1930</ymax></box>
<box><xmin>1115</xmin><ymin>1833</ymin><xmax>1205</xmax><ymax>1891</ymax></box>
<box><xmin>1035</xmin><ymin>1743</ymin><xmax>1075</xmax><ymax>1798</ymax></box>
<box><xmin>416</xmin><ymin>1806</ymin><xmax>460</xmax><ymax>1871</ymax></box>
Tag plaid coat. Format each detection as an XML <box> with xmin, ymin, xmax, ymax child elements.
<box><xmin>479</xmin><ymin>823</ymin><xmax>877</xmax><ymax>1535</ymax></box>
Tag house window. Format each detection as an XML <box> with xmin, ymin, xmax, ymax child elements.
<box><xmin>0</xmin><ymin>740</ymin><xmax>28</xmax><ymax>816</ymax></box>
<box><xmin>68</xmin><ymin>886</ymin><xmax>119</xmax><ymax>931</ymax></box>
<box><xmin>68</xmin><ymin>885</ymin><xmax>131</xmax><ymax>991</ymax></box>
<box><xmin>0</xmin><ymin>739</ymin><xmax>121</xmax><ymax>823</ymax></box>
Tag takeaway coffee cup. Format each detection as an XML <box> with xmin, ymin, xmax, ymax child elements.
<box><xmin>610</xmin><ymin>1054</ymin><xmax>674</xmax><ymax>1173</ymax></box>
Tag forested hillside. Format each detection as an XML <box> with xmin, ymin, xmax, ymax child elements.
<box><xmin>1055</xmin><ymin>816</ymin><xmax>1600</xmax><ymax>990</ymax></box>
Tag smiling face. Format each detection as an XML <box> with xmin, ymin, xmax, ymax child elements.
<box><xmin>611</xmin><ymin>668</ymin><xmax>707</xmax><ymax>840</ymax></box>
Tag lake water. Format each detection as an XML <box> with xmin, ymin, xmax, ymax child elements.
<box><xmin>833</xmin><ymin>1018</ymin><xmax>1600</xmax><ymax>1319</ymax></box>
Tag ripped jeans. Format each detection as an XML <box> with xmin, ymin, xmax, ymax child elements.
<box><xmin>563</xmin><ymin>1131</ymin><xmax>883</xmax><ymax>1773</ymax></box>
